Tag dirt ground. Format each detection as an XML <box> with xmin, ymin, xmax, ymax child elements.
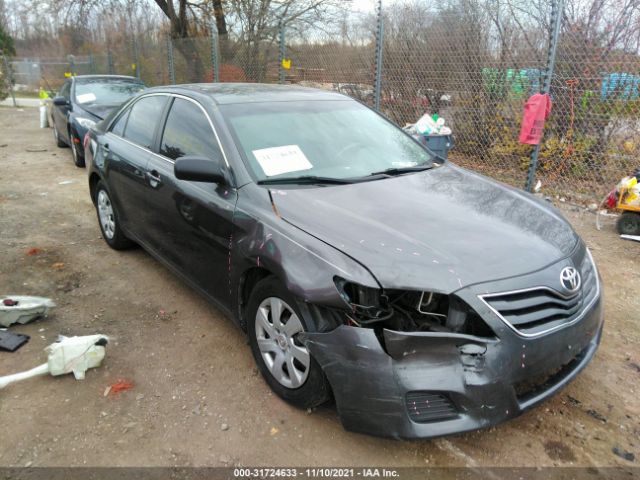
<box><xmin>0</xmin><ymin>106</ymin><xmax>638</xmax><ymax>469</ymax></box>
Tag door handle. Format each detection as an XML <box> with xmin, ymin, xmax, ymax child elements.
<box><xmin>102</xmin><ymin>143</ymin><xmax>110</xmax><ymax>154</ymax></box>
<box><xmin>147</xmin><ymin>169</ymin><xmax>162</xmax><ymax>188</ymax></box>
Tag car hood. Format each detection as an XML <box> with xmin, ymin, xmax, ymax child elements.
<box><xmin>270</xmin><ymin>164</ymin><xmax>578</xmax><ymax>293</ymax></box>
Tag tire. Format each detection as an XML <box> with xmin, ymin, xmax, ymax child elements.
<box><xmin>53</xmin><ymin>123</ymin><xmax>66</xmax><ymax>148</ymax></box>
<box><xmin>69</xmin><ymin>129</ymin><xmax>85</xmax><ymax>167</ymax></box>
<box><xmin>247</xmin><ymin>277</ymin><xmax>331</xmax><ymax>409</ymax></box>
<box><xmin>617</xmin><ymin>211</ymin><xmax>640</xmax><ymax>235</ymax></box>
<box><xmin>94</xmin><ymin>181</ymin><xmax>134</xmax><ymax>250</ymax></box>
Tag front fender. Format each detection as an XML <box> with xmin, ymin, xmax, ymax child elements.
<box><xmin>230</xmin><ymin>185</ymin><xmax>379</xmax><ymax>322</ymax></box>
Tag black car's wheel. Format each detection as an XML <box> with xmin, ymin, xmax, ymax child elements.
<box><xmin>53</xmin><ymin>123</ymin><xmax>66</xmax><ymax>148</ymax></box>
<box><xmin>247</xmin><ymin>277</ymin><xmax>331</xmax><ymax>409</ymax></box>
<box><xmin>69</xmin><ymin>129</ymin><xmax>85</xmax><ymax>167</ymax></box>
<box><xmin>94</xmin><ymin>181</ymin><xmax>134</xmax><ymax>250</ymax></box>
<box><xmin>617</xmin><ymin>211</ymin><xmax>640</xmax><ymax>235</ymax></box>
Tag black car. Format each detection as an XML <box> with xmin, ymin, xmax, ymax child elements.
<box><xmin>51</xmin><ymin>75</ymin><xmax>145</xmax><ymax>167</ymax></box>
<box><xmin>84</xmin><ymin>84</ymin><xmax>603</xmax><ymax>439</ymax></box>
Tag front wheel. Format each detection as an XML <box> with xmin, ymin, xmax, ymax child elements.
<box><xmin>247</xmin><ymin>277</ymin><xmax>331</xmax><ymax>408</ymax></box>
<box><xmin>94</xmin><ymin>181</ymin><xmax>134</xmax><ymax>250</ymax></box>
<box><xmin>53</xmin><ymin>123</ymin><xmax>66</xmax><ymax>148</ymax></box>
<box><xmin>70</xmin><ymin>130</ymin><xmax>85</xmax><ymax>167</ymax></box>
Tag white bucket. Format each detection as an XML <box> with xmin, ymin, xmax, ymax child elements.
<box><xmin>39</xmin><ymin>103</ymin><xmax>48</xmax><ymax>128</ymax></box>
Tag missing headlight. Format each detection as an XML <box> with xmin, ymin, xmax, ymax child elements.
<box><xmin>334</xmin><ymin>277</ymin><xmax>494</xmax><ymax>337</ymax></box>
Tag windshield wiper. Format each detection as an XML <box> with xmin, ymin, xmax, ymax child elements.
<box><xmin>257</xmin><ymin>175</ymin><xmax>354</xmax><ymax>185</ymax></box>
<box><xmin>367</xmin><ymin>164</ymin><xmax>433</xmax><ymax>177</ymax></box>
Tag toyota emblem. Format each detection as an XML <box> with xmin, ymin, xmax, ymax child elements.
<box><xmin>560</xmin><ymin>266</ymin><xmax>581</xmax><ymax>293</ymax></box>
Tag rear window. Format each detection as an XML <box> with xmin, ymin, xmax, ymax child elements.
<box><xmin>123</xmin><ymin>96</ymin><xmax>167</xmax><ymax>149</ymax></box>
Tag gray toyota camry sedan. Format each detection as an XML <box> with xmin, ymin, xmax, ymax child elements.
<box><xmin>84</xmin><ymin>84</ymin><xmax>603</xmax><ymax>439</ymax></box>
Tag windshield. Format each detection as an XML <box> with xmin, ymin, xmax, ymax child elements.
<box><xmin>74</xmin><ymin>79</ymin><xmax>145</xmax><ymax>106</ymax></box>
<box><xmin>221</xmin><ymin>100</ymin><xmax>434</xmax><ymax>182</ymax></box>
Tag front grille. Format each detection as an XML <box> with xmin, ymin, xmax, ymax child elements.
<box><xmin>481</xmin><ymin>252</ymin><xmax>598</xmax><ymax>336</ymax></box>
<box><xmin>405</xmin><ymin>392</ymin><xmax>458</xmax><ymax>423</ymax></box>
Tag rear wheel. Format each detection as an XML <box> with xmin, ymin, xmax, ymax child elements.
<box><xmin>617</xmin><ymin>211</ymin><xmax>640</xmax><ymax>235</ymax></box>
<box><xmin>94</xmin><ymin>181</ymin><xmax>134</xmax><ymax>250</ymax></box>
<box><xmin>247</xmin><ymin>277</ymin><xmax>331</xmax><ymax>408</ymax></box>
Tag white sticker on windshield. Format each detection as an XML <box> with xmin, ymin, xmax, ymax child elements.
<box><xmin>252</xmin><ymin>145</ymin><xmax>313</xmax><ymax>177</ymax></box>
<box><xmin>76</xmin><ymin>93</ymin><xmax>96</xmax><ymax>104</ymax></box>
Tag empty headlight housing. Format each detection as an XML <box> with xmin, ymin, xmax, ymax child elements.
<box><xmin>334</xmin><ymin>277</ymin><xmax>494</xmax><ymax>336</ymax></box>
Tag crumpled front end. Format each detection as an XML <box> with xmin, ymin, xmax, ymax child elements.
<box><xmin>301</xmin><ymin>247</ymin><xmax>604</xmax><ymax>439</ymax></box>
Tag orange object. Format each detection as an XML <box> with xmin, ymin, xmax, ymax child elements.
<box><xmin>109</xmin><ymin>379</ymin><xmax>134</xmax><ymax>394</ymax></box>
<box><xmin>518</xmin><ymin>93</ymin><xmax>552</xmax><ymax>145</ymax></box>
<box><xmin>26</xmin><ymin>247</ymin><xmax>42</xmax><ymax>256</ymax></box>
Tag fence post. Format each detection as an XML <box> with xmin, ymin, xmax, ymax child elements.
<box><xmin>210</xmin><ymin>20</ymin><xmax>220</xmax><ymax>82</ymax></box>
<box><xmin>1</xmin><ymin>54</ymin><xmax>17</xmax><ymax>107</ymax></box>
<box><xmin>167</xmin><ymin>35</ymin><xmax>176</xmax><ymax>85</ymax></box>
<box><xmin>107</xmin><ymin>50</ymin><xmax>115</xmax><ymax>74</ymax></box>
<box><xmin>133</xmin><ymin>37</ymin><xmax>140</xmax><ymax>78</ymax></box>
<box><xmin>278</xmin><ymin>21</ymin><xmax>286</xmax><ymax>85</ymax></box>
<box><xmin>68</xmin><ymin>54</ymin><xmax>75</xmax><ymax>76</ymax></box>
<box><xmin>524</xmin><ymin>0</ymin><xmax>564</xmax><ymax>192</ymax></box>
<box><xmin>373</xmin><ymin>0</ymin><xmax>384</xmax><ymax>111</ymax></box>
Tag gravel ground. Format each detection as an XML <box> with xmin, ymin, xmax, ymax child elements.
<box><xmin>0</xmin><ymin>107</ymin><xmax>638</xmax><ymax>469</ymax></box>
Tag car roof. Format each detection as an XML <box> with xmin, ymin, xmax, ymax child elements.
<box><xmin>147</xmin><ymin>83</ymin><xmax>350</xmax><ymax>105</ymax></box>
<box><xmin>73</xmin><ymin>75</ymin><xmax>143</xmax><ymax>83</ymax></box>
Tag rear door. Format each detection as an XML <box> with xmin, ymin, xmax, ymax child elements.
<box><xmin>103</xmin><ymin>94</ymin><xmax>168</xmax><ymax>240</ymax></box>
<box><xmin>144</xmin><ymin>96</ymin><xmax>237</xmax><ymax>307</ymax></box>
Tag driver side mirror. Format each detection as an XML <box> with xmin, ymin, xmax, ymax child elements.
<box><xmin>53</xmin><ymin>96</ymin><xmax>70</xmax><ymax>107</ymax></box>
<box><xmin>174</xmin><ymin>155</ymin><xmax>227</xmax><ymax>184</ymax></box>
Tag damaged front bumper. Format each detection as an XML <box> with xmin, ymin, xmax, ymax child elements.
<box><xmin>302</xmin><ymin>292</ymin><xmax>603</xmax><ymax>439</ymax></box>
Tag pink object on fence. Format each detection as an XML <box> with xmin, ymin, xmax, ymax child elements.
<box><xmin>518</xmin><ymin>93</ymin><xmax>552</xmax><ymax>145</ymax></box>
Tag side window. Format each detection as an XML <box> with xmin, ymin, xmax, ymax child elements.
<box><xmin>160</xmin><ymin>98</ymin><xmax>222</xmax><ymax>161</ymax></box>
<box><xmin>59</xmin><ymin>82</ymin><xmax>71</xmax><ymax>99</ymax></box>
<box><xmin>123</xmin><ymin>96</ymin><xmax>166</xmax><ymax>149</ymax></box>
<box><xmin>110</xmin><ymin>109</ymin><xmax>130</xmax><ymax>137</ymax></box>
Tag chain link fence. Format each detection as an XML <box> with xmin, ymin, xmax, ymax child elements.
<box><xmin>2</xmin><ymin>0</ymin><xmax>639</xmax><ymax>204</ymax></box>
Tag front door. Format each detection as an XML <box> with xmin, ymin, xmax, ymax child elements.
<box><xmin>144</xmin><ymin>97</ymin><xmax>237</xmax><ymax>307</ymax></box>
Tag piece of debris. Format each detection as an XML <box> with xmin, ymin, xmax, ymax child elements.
<box><xmin>612</xmin><ymin>447</ymin><xmax>635</xmax><ymax>462</ymax></box>
<box><xmin>534</xmin><ymin>180</ymin><xmax>542</xmax><ymax>192</ymax></box>
<box><xmin>51</xmin><ymin>262</ymin><xmax>65</xmax><ymax>269</ymax></box>
<box><xmin>103</xmin><ymin>386</ymin><xmax>112</xmax><ymax>397</ymax></box>
<box><xmin>0</xmin><ymin>144</ymin><xmax>7</xmax><ymax>148</ymax></box>
<box><xmin>270</xmin><ymin>426</ymin><xmax>279</xmax><ymax>436</ymax></box>
<box><xmin>0</xmin><ymin>334</ymin><xmax>108</xmax><ymax>389</ymax></box>
<box><xmin>0</xmin><ymin>296</ymin><xmax>56</xmax><ymax>327</ymax></box>
<box><xmin>221</xmin><ymin>423</ymin><xmax>229</xmax><ymax>431</ymax></box>
<box><xmin>25</xmin><ymin>147</ymin><xmax>47</xmax><ymax>152</ymax></box>
<box><xmin>620</xmin><ymin>234</ymin><xmax>640</xmax><ymax>243</ymax></box>
<box><xmin>109</xmin><ymin>379</ymin><xmax>134</xmax><ymax>395</ymax></box>
<box><xmin>26</xmin><ymin>247</ymin><xmax>42</xmax><ymax>256</ymax></box>
<box><xmin>58</xmin><ymin>180</ymin><xmax>76</xmax><ymax>185</ymax></box>
<box><xmin>586</xmin><ymin>409</ymin><xmax>607</xmax><ymax>422</ymax></box>
<box><xmin>0</xmin><ymin>330</ymin><xmax>30</xmax><ymax>352</ymax></box>
<box><xmin>566</xmin><ymin>395</ymin><xmax>581</xmax><ymax>406</ymax></box>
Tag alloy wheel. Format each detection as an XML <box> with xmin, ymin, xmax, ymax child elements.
<box><xmin>255</xmin><ymin>297</ymin><xmax>310</xmax><ymax>389</ymax></box>
<box><xmin>97</xmin><ymin>190</ymin><xmax>116</xmax><ymax>239</ymax></box>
